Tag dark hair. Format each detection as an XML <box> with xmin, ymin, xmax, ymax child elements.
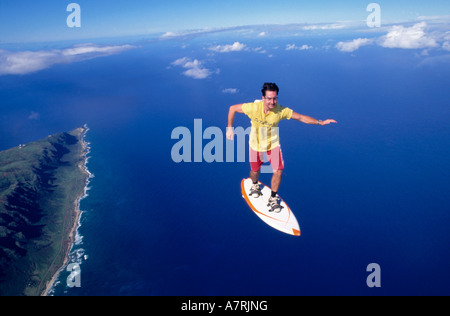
<box><xmin>261</xmin><ymin>82</ymin><xmax>279</xmax><ymax>97</ymax></box>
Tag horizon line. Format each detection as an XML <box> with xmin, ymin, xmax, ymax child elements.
<box><xmin>2</xmin><ymin>16</ymin><xmax>449</xmax><ymax>46</ymax></box>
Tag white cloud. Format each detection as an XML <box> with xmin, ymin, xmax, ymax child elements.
<box><xmin>286</xmin><ymin>44</ymin><xmax>295</xmax><ymax>50</ymax></box>
<box><xmin>443</xmin><ymin>41</ymin><xmax>450</xmax><ymax>51</ymax></box>
<box><xmin>336</xmin><ymin>38</ymin><xmax>374</xmax><ymax>52</ymax></box>
<box><xmin>62</xmin><ymin>44</ymin><xmax>134</xmax><ymax>56</ymax></box>
<box><xmin>286</xmin><ymin>44</ymin><xmax>313</xmax><ymax>51</ymax></box>
<box><xmin>302</xmin><ymin>23</ymin><xmax>347</xmax><ymax>31</ymax></box>
<box><xmin>0</xmin><ymin>44</ymin><xmax>135</xmax><ymax>76</ymax></box>
<box><xmin>379</xmin><ymin>22</ymin><xmax>439</xmax><ymax>49</ymax></box>
<box><xmin>183</xmin><ymin>67</ymin><xmax>212</xmax><ymax>79</ymax></box>
<box><xmin>159</xmin><ymin>26</ymin><xmax>245</xmax><ymax>40</ymax></box>
<box><xmin>171</xmin><ymin>57</ymin><xmax>189</xmax><ymax>67</ymax></box>
<box><xmin>160</xmin><ymin>29</ymin><xmax>212</xmax><ymax>39</ymax></box>
<box><xmin>209</xmin><ymin>42</ymin><xmax>246</xmax><ymax>53</ymax></box>
<box><xmin>335</xmin><ymin>20</ymin><xmax>449</xmax><ymax>54</ymax></box>
<box><xmin>171</xmin><ymin>57</ymin><xmax>215</xmax><ymax>79</ymax></box>
<box><xmin>160</xmin><ymin>32</ymin><xmax>178</xmax><ymax>39</ymax></box>
<box><xmin>252</xmin><ymin>47</ymin><xmax>268</xmax><ymax>54</ymax></box>
<box><xmin>222</xmin><ymin>88</ymin><xmax>239</xmax><ymax>94</ymax></box>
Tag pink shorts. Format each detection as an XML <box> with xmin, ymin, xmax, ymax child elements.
<box><xmin>250</xmin><ymin>146</ymin><xmax>285</xmax><ymax>172</ymax></box>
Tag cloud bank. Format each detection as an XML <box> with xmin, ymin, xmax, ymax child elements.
<box><xmin>336</xmin><ymin>22</ymin><xmax>449</xmax><ymax>53</ymax></box>
<box><xmin>0</xmin><ymin>43</ymin><xmax>135</xmax><ymax>76</ymax></box>
<box><xmin>378</xmin><ymin>22</ymin><xmax>439</xmax><ymax>49</ymax></box>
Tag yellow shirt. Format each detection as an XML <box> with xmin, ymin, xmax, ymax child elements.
<box><xmin>242</xmin><ymin>101</ymin><xmax>293</xmax><ymax>152</ymax></box>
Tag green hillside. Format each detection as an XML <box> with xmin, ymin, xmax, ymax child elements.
<box><xmin>0</xmin><ymin>127</ymin><xmax>89</xmax><ymax>296</ymax></box>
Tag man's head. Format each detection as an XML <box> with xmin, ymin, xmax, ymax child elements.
<box><xmin>261</xmin><ymin>82</ymin><xmax>279</xmax><ymax>110</ymax></box>
<box><xmin>261</xmin><ymin>82</ymin><xmax>279</xmax><ymax>97</ymax></box>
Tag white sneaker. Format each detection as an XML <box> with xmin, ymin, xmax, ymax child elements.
<box><xmin>249</xmin><ymin>183</ymin><xmax>262</xmax><ymax>198</ymax></box>
<box><xmin>268</xmin><ymin>196</ymin><xmax>283</xmax><ymax>213</ymax></box>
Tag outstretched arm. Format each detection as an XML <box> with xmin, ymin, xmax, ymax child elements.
<box><xmin>227</xmin><ymin>104</ymin><xmax>244</xmax><ymax>140</ymax></box>
<box><xmin>291</xmin><ymin>111</ymin><xmax>337</xmax><ymax>126</ymax></box>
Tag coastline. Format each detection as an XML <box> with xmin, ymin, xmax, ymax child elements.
<box><xmin>42</xmin><ymin>125</ymin><xmax>92</xmax><ymax>296</ymax></box>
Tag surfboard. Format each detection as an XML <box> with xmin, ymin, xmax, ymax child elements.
<box><xmin>241</xmin><ymin>178</ymin><xmax>301</xmax><ymax>236</ymax></box>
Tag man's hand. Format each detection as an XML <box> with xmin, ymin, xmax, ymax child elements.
<box><xmin>291</xmin><ymin>112</ymin><xmax>337</xmax><ymax>125</ymax></box>
<box><xmin>319</xmin><ymin>119</ymin><xmax>338</xmax><ymax>126</ymax></box>
<box><xmin>226</xmin><ymin>127</ymin><xmax>234</xmax><ymax>140</ymax></box>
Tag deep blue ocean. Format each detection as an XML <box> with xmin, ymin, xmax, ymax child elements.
<box><xmin>1</xmin><ymin>29</ymin><xmax>449</xmax><ymax>295</ymax></box>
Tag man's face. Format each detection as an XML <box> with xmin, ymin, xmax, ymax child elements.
<box><xmin>263</xmin><ymin>90</ymin><xmax>278</xmax><ymax>111</ymax></box>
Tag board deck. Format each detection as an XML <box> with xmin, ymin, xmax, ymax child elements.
<box><xmin>241</xmin><ymin>178</ymin><xmax>301</xmax><ymax>236</ymax></box>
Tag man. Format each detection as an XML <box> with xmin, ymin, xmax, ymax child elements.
<box><xmin>227</xmin><ymin>83</ymin><xmax>337</xmax><ymax>212</ymax></box>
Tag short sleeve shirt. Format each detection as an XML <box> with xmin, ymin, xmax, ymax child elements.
<box><xmin>242</xmin><ymin>101</ymin><xmax>293</xmax><ymax>152</ymax></box>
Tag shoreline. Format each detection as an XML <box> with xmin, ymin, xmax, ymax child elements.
<box><xmin>42</xmin><ymin>125</ymin><xmax>92</xmax><ymax>296</ymax></box>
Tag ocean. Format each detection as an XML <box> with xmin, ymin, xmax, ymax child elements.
<box><xmin>1</xmin><ymin>30</ymin><xmax>449</xmax><ymax>296</ymax></box>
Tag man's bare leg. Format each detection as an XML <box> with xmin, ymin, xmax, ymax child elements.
<box><xmin>271</xmin><ymin>170</ymin><xmax>283</xmax><ymax>193</ymax></box>
<box><xmin>250</xmin><ymin>170</ymin><xmax>260</xmax><ymax>184</ymax></box>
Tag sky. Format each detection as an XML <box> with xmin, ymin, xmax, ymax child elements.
<box><xmin>0</xmin><ymin>0</ymin><xmax>449</xmax><ymax>76</ymax></box>
<box><xmin>1</xmin><ymin>0</ymin><xmax>450</xmax><ymax>43</ymax></box>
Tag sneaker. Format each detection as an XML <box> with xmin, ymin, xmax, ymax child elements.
<box><xmin>268</xmin><ymin>196</ymin><xmax>283</xmax><ymax>213</ymax></box>
<box><xmin>249</xmin><ymin>183</ymin><xmax>262</xmax><ymax>198</ymax></box>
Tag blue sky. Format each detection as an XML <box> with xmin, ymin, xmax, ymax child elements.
<box><xmin>1</xmin><ymin>1</ymin><xmax>449</xmax><ymax>76</ymax></box>
<box><xmin>1</xmin><ymin>0</ymin><xmax>449</xmax><ymax>43</ymax></box>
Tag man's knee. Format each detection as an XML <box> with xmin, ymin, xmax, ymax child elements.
<box><xmin>273</xmin><ymin>169</ymin><xmax>283</xmax><ymax>177</ymax></box>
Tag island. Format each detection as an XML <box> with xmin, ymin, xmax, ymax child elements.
<box><xmin>0</xmin><ymin>126</ymin><xmax>90</xmax><ymax>296</ymax></box>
